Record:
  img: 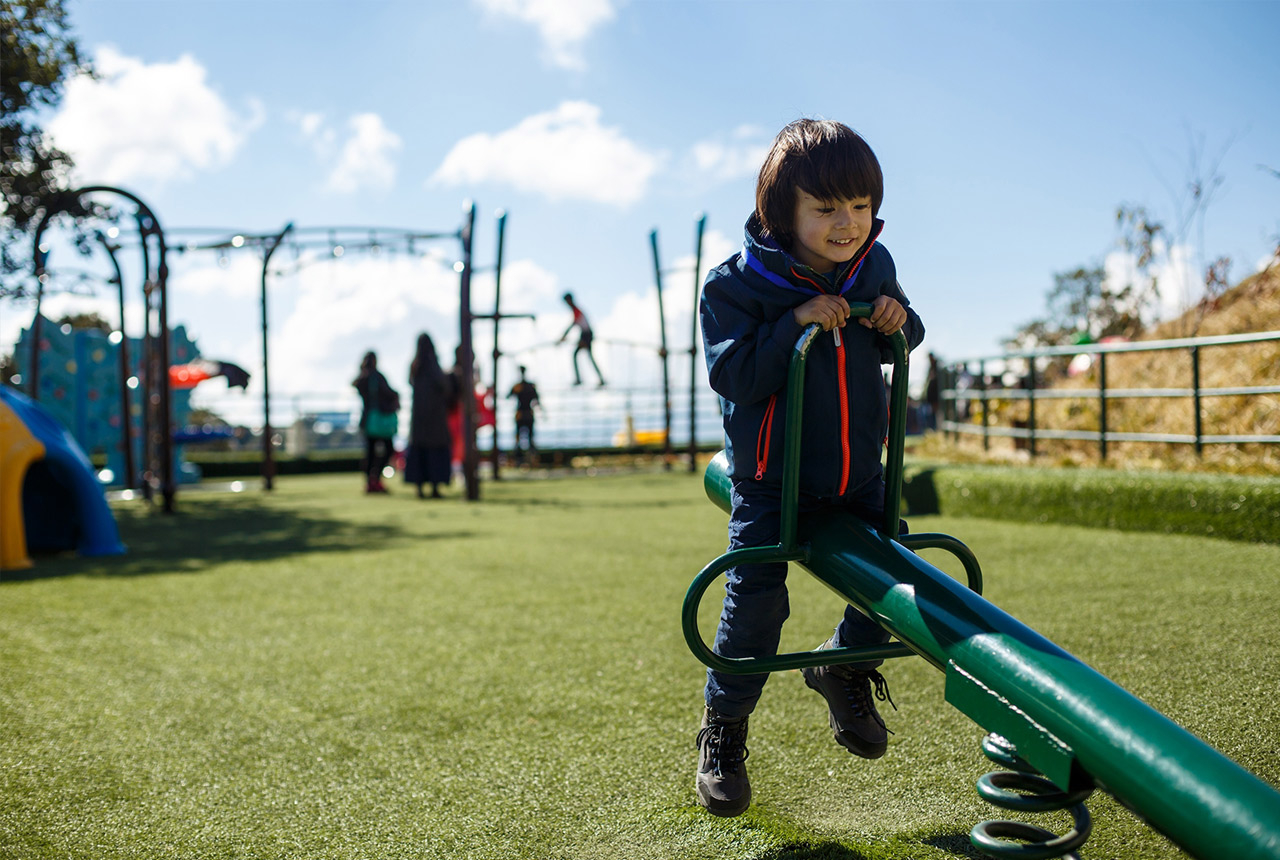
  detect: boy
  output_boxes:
[507,365,540,464]
[696,119,924,817]
[557,292,606,387]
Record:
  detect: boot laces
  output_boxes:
[697,717,749,777]
[838,667,897,731]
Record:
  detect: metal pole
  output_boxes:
[28,227,50,400]
[978,359,989,452]
[1098,351,1108,461]
[942,364,953,441]
[259,222,294,491]
[689,214,705,473]
[143,209,175,513]
[1191,346,1204,458]
[949,364,960,442]
[458,202,480,501]
[489,210,507,480]
[649,229,672,469]
[1027,359,1037,459]
[97,232,137,490]
[138,228,154,504]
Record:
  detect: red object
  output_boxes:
[169,363,213,389]
[448,387,496,465]
[477,386,496,429]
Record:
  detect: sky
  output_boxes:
[3,0,1278,427]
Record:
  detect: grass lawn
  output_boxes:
[3,470,1278,859]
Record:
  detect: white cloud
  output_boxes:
[325,113,403,194]
[1103,240,1198,325]
[295,112,326,140]
[286,110,402,194]
[46,45,258,187]
[473,0,616,70]
[268,254,460,394]
[288,110,333,156]
[170,251,264,301]
[430,101,662,206]
[690,125,771,182]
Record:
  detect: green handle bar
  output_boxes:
[684,306,981,675]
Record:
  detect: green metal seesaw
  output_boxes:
[683,306,1280,860]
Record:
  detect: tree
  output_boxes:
[1114,133,1233,336]
[1009,132,1242,351]
[55,310,111,332]
[1003,263,1145,382]
[1,0,90,296]
[1262,164,1280,267]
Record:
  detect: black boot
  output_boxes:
[695,708,751,817]
[802,637,896,759]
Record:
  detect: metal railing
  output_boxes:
[939,330,1280,459]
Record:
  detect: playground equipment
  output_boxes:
[683,309,1280,860]
[648,214,707,471]
[28,185,177,510]
[166,204,498,498]
[13,316,208,487]
[0,385,125,571]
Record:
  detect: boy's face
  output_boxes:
[790,190,874,273]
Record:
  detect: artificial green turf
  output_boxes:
[2,471,1278,859]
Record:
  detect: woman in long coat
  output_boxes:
[404,332,454,498]
[353,350,396,494]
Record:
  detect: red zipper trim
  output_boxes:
[836,338,851,495]
[831,227,882,493]
[839,224,883,292]
[755,393,777,480]
[789,267,828,293]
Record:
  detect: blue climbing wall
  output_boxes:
[13,315,199,485]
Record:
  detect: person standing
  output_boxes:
[404,333,454,498]
[353,351,398,494]
[507,364,541,465]
[923,351,941,430]
[557,292,606,387]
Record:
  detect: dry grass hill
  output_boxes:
[923,264,1280,476]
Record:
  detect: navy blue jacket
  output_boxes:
[700,215,924,498]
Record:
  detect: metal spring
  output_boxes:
[970,733,1095,860]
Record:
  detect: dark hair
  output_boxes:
[411,332,440,379]
[755,119,883,247]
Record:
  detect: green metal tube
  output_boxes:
[699,449,1280,860]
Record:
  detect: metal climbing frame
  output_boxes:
[682,307,1280,859]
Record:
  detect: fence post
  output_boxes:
[942,364,954,441]
[950,364,960,442]
[979,359,989,452]
[1027,359,1037,459]
[1192,346,1204,458]
[1098,351,1108,461]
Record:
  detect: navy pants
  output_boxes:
[704,477,904,718]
